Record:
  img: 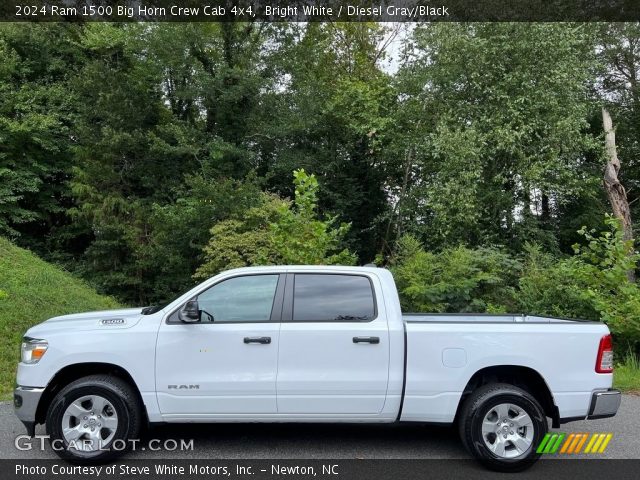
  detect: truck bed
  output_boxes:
[399,312,610,423]
[403,313,593,324]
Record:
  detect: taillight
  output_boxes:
[595,334,614,373]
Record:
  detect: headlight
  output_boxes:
[21,337,48,364]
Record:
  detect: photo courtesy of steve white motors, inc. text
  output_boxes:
[15,463,338,476]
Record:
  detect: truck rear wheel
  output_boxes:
[457,383,547,472]
[46,375,141,463]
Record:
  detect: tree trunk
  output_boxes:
[541,193,550,223]
[602,106,635,281]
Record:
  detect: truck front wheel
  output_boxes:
[46,375,142,463]
[458,383,547,472]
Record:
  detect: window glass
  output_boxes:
[197,275,279,323]
[293,274,375,321]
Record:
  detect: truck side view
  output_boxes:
[14,266,621,471]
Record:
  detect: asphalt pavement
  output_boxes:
[1,395,638,460]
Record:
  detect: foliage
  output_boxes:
[1,22,639,347]
[0,237,120,397]
[144,175,263,302]
[0,25,84,242]
[569,218,640,341]
[71,172,263,305]
[597,23,640,236]
[517,218,640,342]
[195,169,356,279]
[391,217,640,346]
[515,245,598,320]
[614,347,640,393]
[193,193,288,278]
[255,23,394,261]
[65,23,273,304]
[390,236,520,313]
[388,23,601,252]
[269,169,356,266]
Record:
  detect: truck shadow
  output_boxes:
[141,422,468,459]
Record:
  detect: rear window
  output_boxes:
[292,274,375,321]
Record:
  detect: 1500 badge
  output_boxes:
[100,318,125,325]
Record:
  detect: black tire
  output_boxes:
[46,375,142,463]
[457,383,547,472]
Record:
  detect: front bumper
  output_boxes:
[587,388,621,420]
[14,386,45,436]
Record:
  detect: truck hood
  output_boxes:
[25,308,145,337]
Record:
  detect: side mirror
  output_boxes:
[178,300,200,323]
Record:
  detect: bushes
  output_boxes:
[518,218,640,343]
[191,168,640,347]
[390,217,640,346]
[193,193,289,278]
[390,236,520,313]
[195,170,356,279]
[569,219,640,343]
[516,246,599,321]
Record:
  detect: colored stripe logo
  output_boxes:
[537,433,613,454]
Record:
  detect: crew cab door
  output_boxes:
[155,274,284,417]
[276,273,390,415]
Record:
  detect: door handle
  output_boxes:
[353,336,380,344]
[244,336,271,344]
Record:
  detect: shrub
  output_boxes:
[195,169,356,279]
[569,217,640,342]
[391,217,640,346]
[516,245,599,320]
[515,217,640,343]
[390,236,520,313]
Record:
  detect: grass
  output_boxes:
[0,237,121,398]
[614,347,640,394]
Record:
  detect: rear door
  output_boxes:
[276,272,390,415]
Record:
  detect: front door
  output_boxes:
[276,273,390,415]
[155,274,284,417]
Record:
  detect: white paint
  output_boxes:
[17,265,614,426]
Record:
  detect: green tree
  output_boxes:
[570,218,640,342]
[387,23,601,253]
[270,169,356,265]
[254,23,395,262]
[195,169,356,279]
[67,23,278,304]
[69,24,180,303]
[0,24,84,248]
[146,174,263,302]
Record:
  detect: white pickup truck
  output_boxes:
[15,266,620,471]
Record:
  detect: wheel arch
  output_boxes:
[455,365,559,427]
[35,362,147,426]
